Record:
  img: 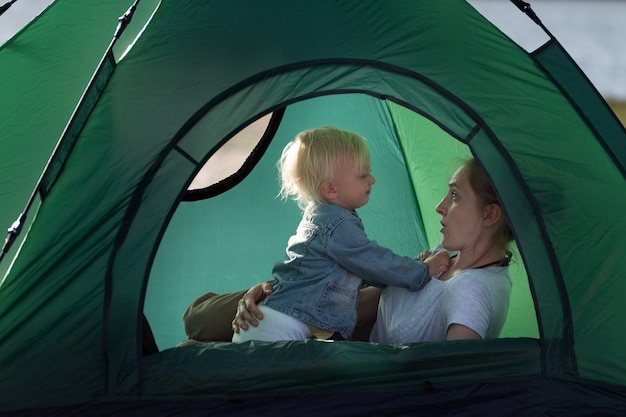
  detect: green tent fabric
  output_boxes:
[1,0,625,415]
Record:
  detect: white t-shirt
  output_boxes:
[370,266,512,344]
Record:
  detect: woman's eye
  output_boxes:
[451,191,458,200]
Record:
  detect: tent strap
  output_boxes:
[0,0,141,265]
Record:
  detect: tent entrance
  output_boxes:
[144,94,537,350]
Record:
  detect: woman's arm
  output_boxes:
[356,286,383,325]
[231,282,384,340]
[446,323,481,341]
[349,286,383,341]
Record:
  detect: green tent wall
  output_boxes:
[1,0,625,415]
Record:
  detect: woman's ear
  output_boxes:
[320,180,337,201]
[482,204,502,227]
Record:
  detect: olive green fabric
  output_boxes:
[0,0,625,413]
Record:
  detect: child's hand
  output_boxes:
[424,251,450,278]
[417,250,431,261]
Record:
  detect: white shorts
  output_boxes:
[231,305,313,343]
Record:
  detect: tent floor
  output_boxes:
[3,377,626,416]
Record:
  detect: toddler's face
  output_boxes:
[330,157,375,211]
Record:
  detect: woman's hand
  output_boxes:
[232,281,273,333]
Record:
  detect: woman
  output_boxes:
[368,158,513,343]
[182,158,513,344]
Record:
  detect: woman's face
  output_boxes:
[435,166,484,252]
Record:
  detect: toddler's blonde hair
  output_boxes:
[277,126,370,210]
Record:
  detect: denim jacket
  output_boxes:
[264,202,429,339]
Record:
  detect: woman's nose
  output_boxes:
[435,198,446,215]
[370,174,376,185]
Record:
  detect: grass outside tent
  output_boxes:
[607,99,626,127]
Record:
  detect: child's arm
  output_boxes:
[417,250,431,261]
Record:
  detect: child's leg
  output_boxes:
[232,305,313,343]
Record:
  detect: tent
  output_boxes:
[1,0,625,415]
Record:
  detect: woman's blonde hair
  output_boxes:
[277,126,370,210]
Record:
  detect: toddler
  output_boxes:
[232,126,449,342]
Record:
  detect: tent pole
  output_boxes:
[0,0,17,17]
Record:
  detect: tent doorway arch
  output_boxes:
[144,93,538,350]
